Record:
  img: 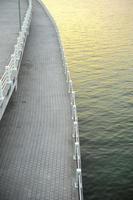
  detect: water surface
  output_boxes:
[43,0,133,199]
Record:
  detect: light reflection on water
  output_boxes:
[43,0,133,199]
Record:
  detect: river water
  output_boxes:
[43,0,133,199]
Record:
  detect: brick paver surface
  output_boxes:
[0,0,78,199]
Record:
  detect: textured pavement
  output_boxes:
[0,0,27,76]
[0,0,78,199]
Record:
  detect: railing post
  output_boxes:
[15,45,19,61]
[71,90,75,105]
[73,120,78,138]
[75,168,81,188]
[64,62,67,74]
[5,66,12,85]
[11,54,18,91]
[73,141,79,160]
[19,32,24,48]
[18,0,21,31]
[72,104,76,120]
[68,80,72,93]
[15,77,18,92]
[0,80,4,101]
[17,36,22,52]
[11,54,16,70]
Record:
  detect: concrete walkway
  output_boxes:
[0,0,78,199]
[0,0,27,76]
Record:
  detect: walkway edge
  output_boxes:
[37,1,84,199]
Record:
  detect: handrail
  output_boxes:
[0,0,32,120]
[38,1,84,199]
[67,70,84,200]
[0,0,84,198]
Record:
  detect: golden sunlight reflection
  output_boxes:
[43,0,133,75]
[42,0,133,199]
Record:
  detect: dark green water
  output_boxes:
[44,0,133,199]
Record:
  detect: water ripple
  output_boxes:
[44,0,133,199]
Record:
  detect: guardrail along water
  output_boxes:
[0,0,32,120]
[39,2,84,199]
[0,1,83,199]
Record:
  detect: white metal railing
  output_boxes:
[0,0,83,197]
[67,70,84,200]
[48,7,84,200]
[55,17,84,200]
[0,0,32,120]
[38,1,84,199]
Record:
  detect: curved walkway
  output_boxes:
[0,0,78,199]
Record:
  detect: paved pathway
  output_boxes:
[0,0,78,199]
[0,0,27,76]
